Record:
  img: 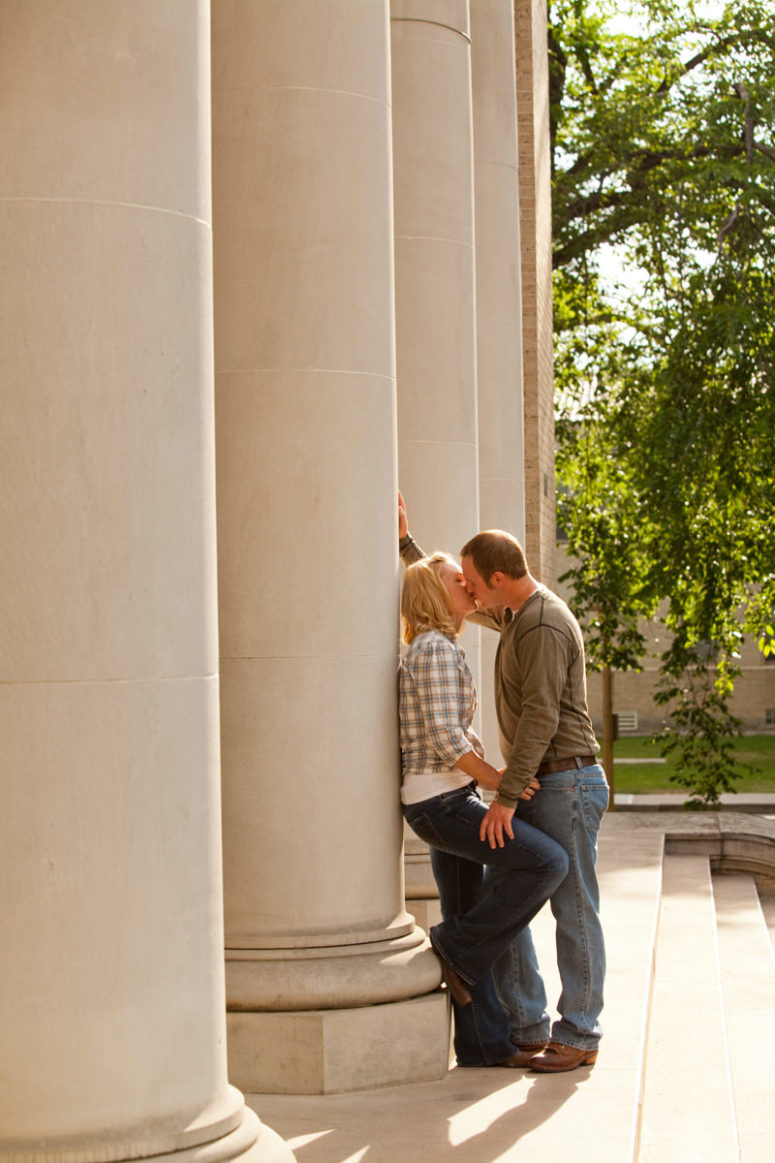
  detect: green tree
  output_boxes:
[550,0,775,806]
[550,0,775,268]
[556,404,655,800]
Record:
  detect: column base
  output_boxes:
[226,925,441,1011]
[406,897,442,931]
[228,993,450,1094]
[236,1110,297,1163]
[2,1105,294,1163]
[136,1108,295,1163]
[404,824,441,931]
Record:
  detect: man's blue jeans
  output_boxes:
[491,765,608,1051]
[403,784,569,1065]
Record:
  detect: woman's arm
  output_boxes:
[398,495,508,631]
[453,748,502,790]
[406,636,502,788]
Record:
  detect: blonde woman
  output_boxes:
[400,554,569,1068]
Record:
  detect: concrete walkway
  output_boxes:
[247,811,775,1162]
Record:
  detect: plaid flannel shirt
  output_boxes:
[399,630,484,774]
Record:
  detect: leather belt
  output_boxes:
[536,754,597,776]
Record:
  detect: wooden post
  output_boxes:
[602,664,615,810]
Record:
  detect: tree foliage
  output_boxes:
[550,0,775,267]
[550,0,775,806]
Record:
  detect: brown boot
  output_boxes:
[429,935,472,1006]
[529,1042,598,1072]
[497,1042,549,1068]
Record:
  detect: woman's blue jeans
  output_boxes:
[403,784,569,1066]
[490,765,608,1051]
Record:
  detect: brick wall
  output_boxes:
[556,545,775,735]
[515,0,556,584]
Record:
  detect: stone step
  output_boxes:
[756,883,775,954]
[712,873,775,1163]
[246,827,775,1162]
[637,855,738,1163]
[518,818,664,1162]
[248,815,666,1161]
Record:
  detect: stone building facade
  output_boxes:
[1,3,554,1160]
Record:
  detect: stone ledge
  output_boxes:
[227,928,441,1011]
[607,810,775,878]
[228,993,450,1095]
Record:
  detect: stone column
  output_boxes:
[471,0,526,760]
[472,0,526,538]
[0,3,288,1160]
[516,0,557,584]
[212,0,447,1096]
[391,0,480,922]
[391,0,480,556]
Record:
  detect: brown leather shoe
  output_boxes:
[529,1042,598,1072]
[498,1042,549,1068]
[429,935,472,1006]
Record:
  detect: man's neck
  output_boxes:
[500,573,539,612]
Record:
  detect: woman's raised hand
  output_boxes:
[398,490,408,540]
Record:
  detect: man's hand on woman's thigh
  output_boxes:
[479,801,516,849]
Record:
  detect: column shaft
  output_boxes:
[213,0,445,1095]
[392,0,480,556]
[391,0,481,922]
[472,0,526,537]
[0,3,287,1159]
[471,0,526,760]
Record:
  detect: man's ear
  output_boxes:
[489,571,506,589]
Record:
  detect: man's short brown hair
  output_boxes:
[460,530,528,583]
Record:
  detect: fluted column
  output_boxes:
[471,0,526,760]
[0,3,288,1160]
[212,0,447,1096]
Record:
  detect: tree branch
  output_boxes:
[556,143,742,225]
[656,29,775,95]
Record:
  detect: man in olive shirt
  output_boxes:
[400,504,608,1072]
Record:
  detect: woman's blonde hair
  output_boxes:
[401,553,459,644]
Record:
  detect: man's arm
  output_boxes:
[478,774,543,847]
[495,625,569,808]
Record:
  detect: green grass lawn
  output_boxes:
[611,734,775,794]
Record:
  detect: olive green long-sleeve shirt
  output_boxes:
[400,535,599,807]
